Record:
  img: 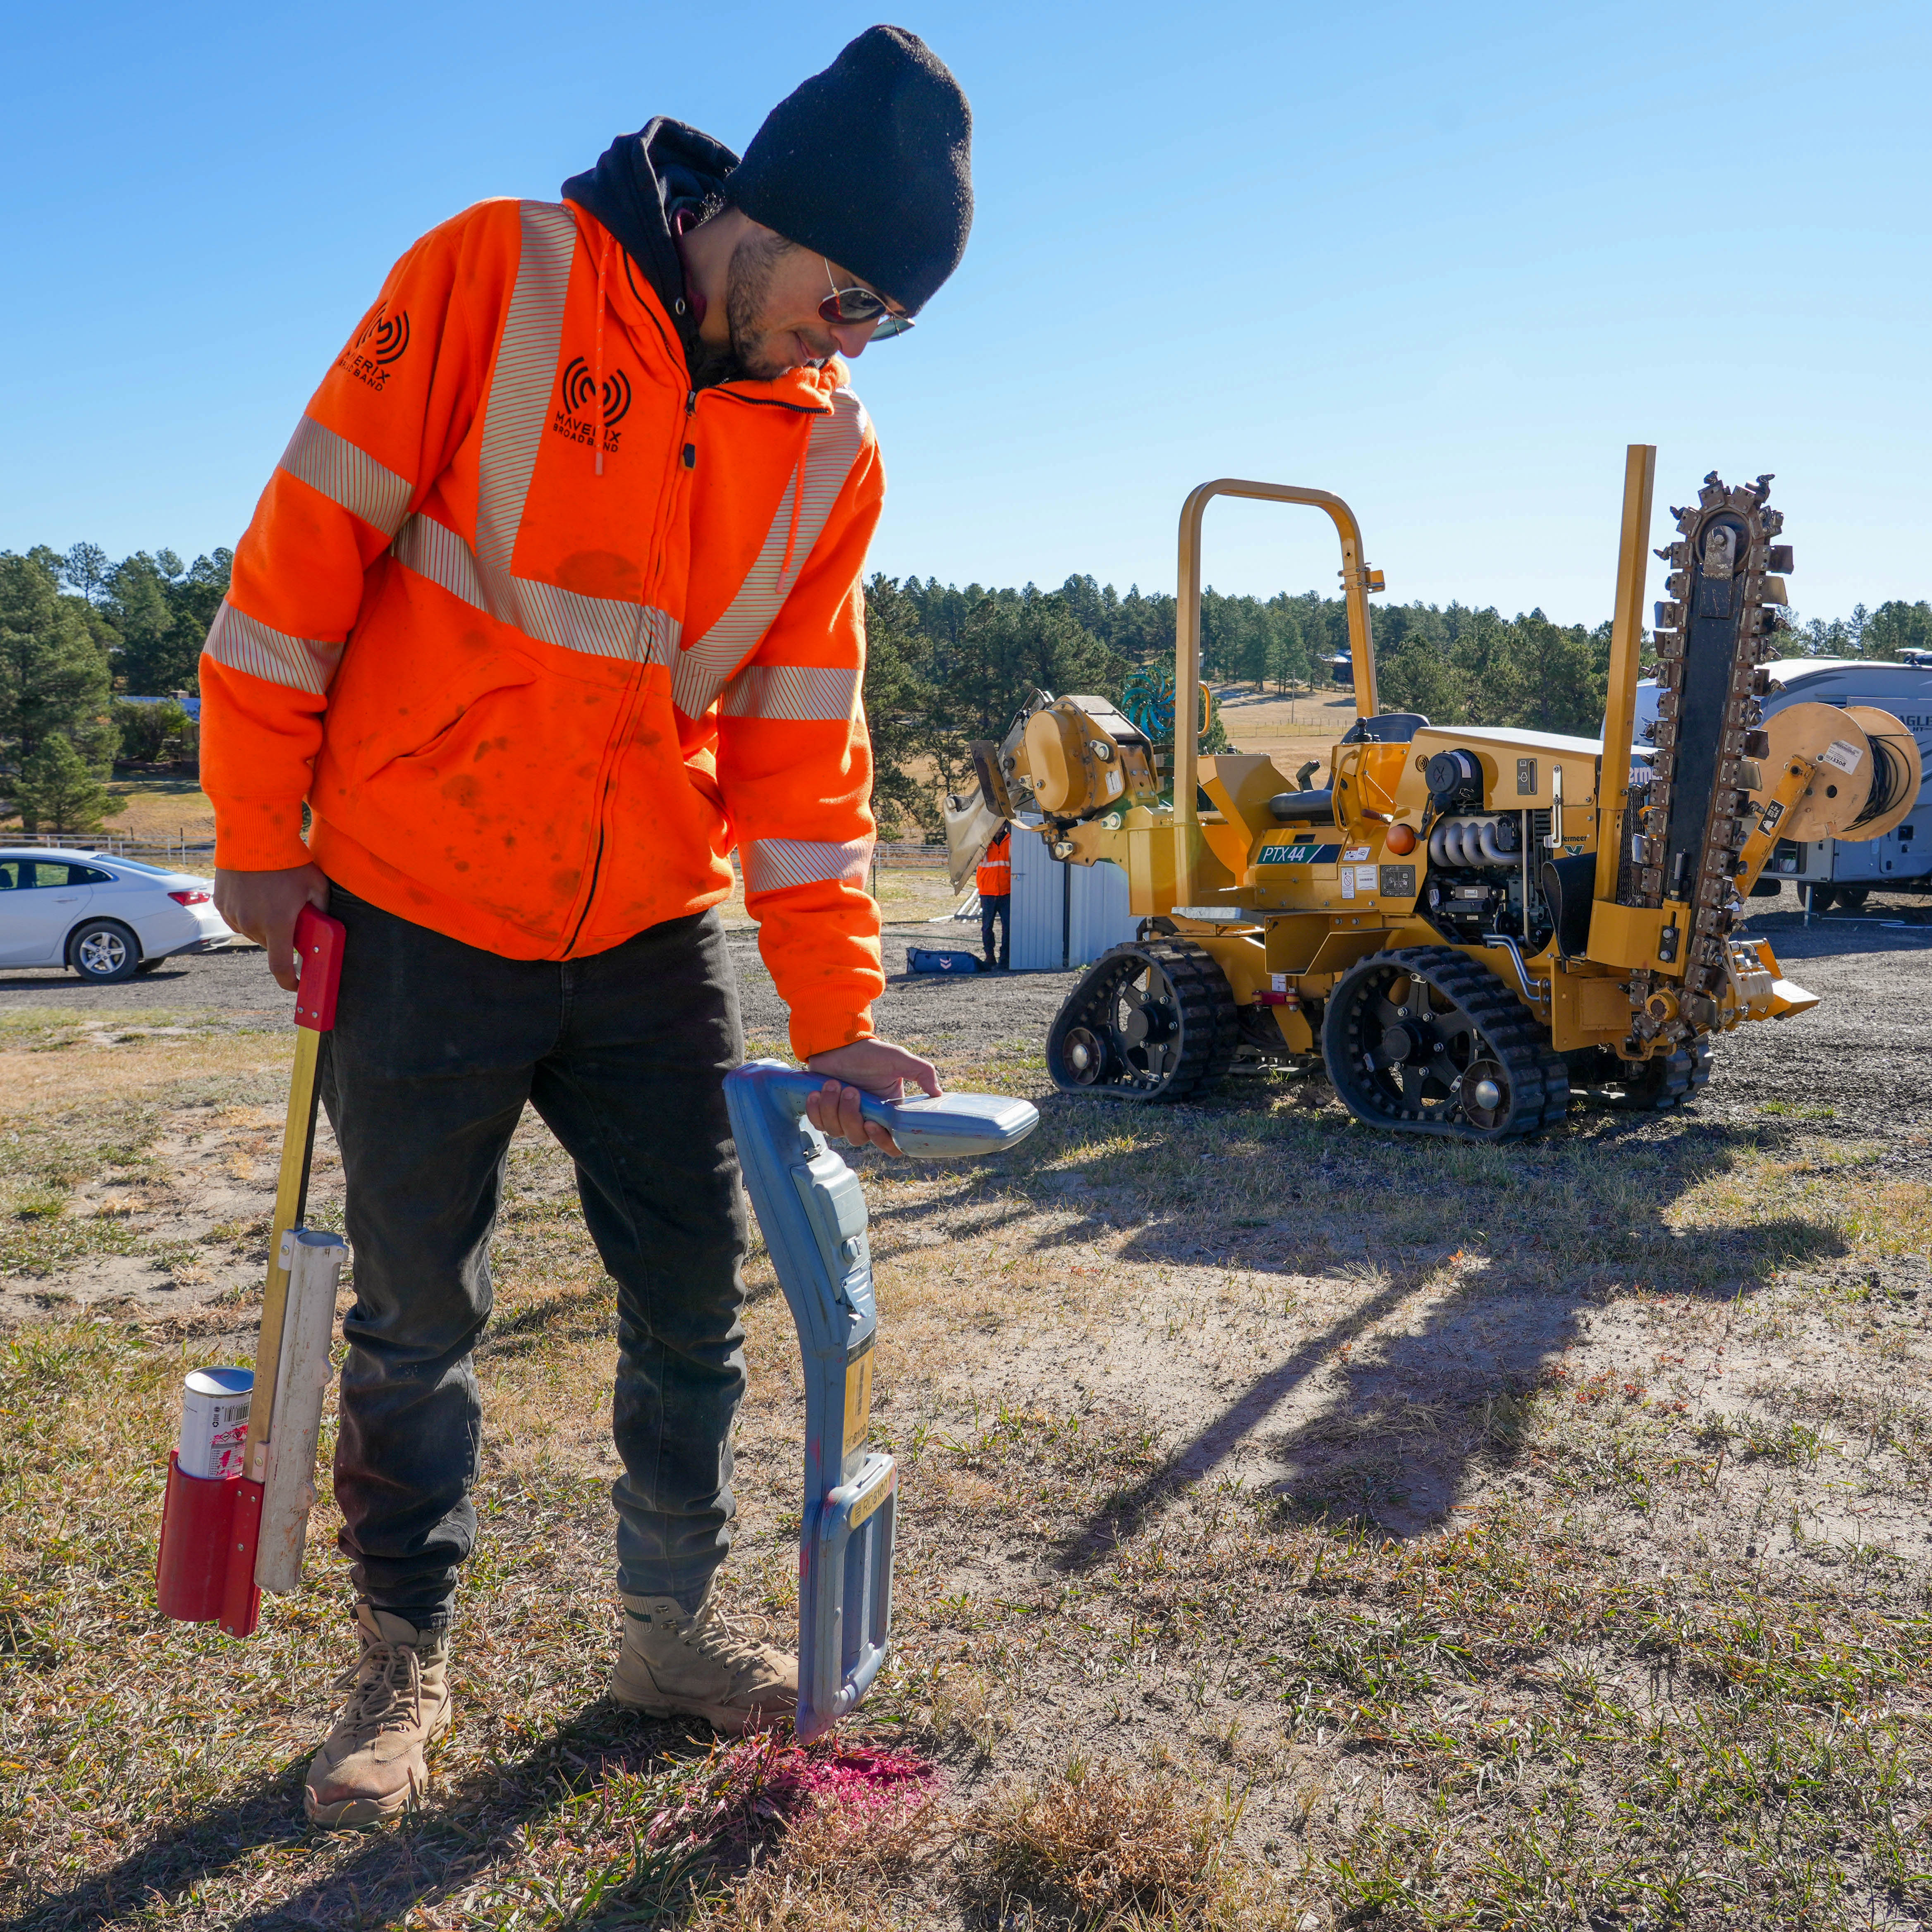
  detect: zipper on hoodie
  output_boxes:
[564,824,607,958]
[569,387,697,955]
[566,383,828,953]
[653,392,696,584]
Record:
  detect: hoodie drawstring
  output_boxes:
[593,232,611,477]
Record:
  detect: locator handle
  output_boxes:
[735,1060,1039,1157]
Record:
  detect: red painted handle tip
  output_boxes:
[292,906,347,1033]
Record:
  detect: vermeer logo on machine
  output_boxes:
[337,303,411,390]
[552,358,631,455]
[1256,843,1341,865]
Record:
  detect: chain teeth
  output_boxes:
[1620,470,1796,1032]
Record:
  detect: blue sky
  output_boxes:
[2,0,1924,627]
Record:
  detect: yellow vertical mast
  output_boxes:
[1595,444,1658,903]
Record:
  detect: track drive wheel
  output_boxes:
[1321,946,1570,1141]
[1565,1039,1713,1112]
[1047,939,1239,1101]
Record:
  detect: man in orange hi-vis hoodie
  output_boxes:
[203,28,973,1824]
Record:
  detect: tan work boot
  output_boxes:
[303,1604,452,1826]
[612,1587,798,1734]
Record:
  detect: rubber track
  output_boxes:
[1565,1038,1713,1112]
[1624,1038,1713,1111]
[1047,939,1240,1102]
[1325,945,1571,1141]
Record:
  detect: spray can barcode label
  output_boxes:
[177,1366,253,1479]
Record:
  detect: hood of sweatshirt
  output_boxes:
[562,117,739,377]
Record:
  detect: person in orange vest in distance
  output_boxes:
[201,28,973,1826]
[978,823,1011,971]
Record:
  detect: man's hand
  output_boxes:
[214,864,331,992]
[803,1038,942,1156]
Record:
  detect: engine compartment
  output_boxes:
[1421,809,1557,949]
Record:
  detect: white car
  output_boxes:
[0,847,239,982]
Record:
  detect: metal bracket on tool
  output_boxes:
[724,1062,1038,1742]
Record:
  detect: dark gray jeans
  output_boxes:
[320,887,748,1628]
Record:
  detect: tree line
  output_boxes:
[3,535,1927,839]
[858,575,1932,835]
[0,544,230,832]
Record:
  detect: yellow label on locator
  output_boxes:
[842,1342,875,1459]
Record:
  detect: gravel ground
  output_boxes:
[5,898,1927,1143]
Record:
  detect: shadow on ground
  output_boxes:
[2,1701,693,1932]
[1030,1094,1851,1569]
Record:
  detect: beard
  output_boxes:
[719,230,833,382]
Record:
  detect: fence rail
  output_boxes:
[7,831,217,868]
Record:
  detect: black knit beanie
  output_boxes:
[728,26,972,316]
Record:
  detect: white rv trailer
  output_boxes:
[1630,658,1932,906]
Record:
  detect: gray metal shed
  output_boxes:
[1009,818,1140,971]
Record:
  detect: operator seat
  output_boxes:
[1339,713,1429,744]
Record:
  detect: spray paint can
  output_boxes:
[156,1366,254,1621]
[177,1367,253,1478]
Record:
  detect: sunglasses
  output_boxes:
[819,258,913,339]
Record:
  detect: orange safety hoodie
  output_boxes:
[201,197,884,1058]
[976,827,1011,895]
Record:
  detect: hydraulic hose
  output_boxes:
[1851,736,1908,831]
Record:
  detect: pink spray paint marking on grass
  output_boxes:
[774,1743,937,1813]
[675,1732,939,1849]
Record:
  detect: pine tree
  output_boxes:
[861,576,944,838]
[0,550,118,772]
[14,732,122,835]
[106,553,192,693]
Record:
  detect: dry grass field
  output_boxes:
[1211,686,1360,766]
[94,778,218,847]
[2,908,1930,1930]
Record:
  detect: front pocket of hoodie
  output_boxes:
[361,659,624,920]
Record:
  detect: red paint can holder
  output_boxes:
[154,905,345,1638]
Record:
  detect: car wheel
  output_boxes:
[69,920,141,983]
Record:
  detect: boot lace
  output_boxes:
[332,1639,427,1738]
[681,1599,784,1677]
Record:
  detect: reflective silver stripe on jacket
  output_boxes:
[741,835,873,894]
[476,201,573,618]
[390,202,679,667]
[672,389,870,720]
[719,663,862,722]
[203,600,342,696]
[278,416,412,536]
[391,512,488,608]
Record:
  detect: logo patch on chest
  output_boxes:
[552,358,631,454]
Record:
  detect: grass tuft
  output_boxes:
[960,1760,1236,1928]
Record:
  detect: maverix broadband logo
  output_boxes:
[552,358,631,454]
[337,303,411,392]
